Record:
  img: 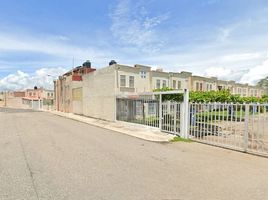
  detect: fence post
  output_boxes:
[181,89,189,138]
[244,104,249,152]
[173,103,177,134]
[159,94,162,129]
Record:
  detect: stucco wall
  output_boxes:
[82,66,116,121]
[72,81,83,115]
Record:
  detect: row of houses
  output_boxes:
[0,87,54,109]
[54,60,265,121]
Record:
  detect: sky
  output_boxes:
[1,0,268,90]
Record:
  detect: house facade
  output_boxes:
[54,60,96,114]
[22,87,54,110]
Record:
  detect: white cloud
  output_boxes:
[0,67,67,91]
[203,67,249,82]
[0,32,110,63]
[202,59,268,85]
[220,53,262,62]
[240,59,268,84]
[204,67,232,78]
[110,0,169,53]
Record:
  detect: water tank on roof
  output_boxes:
[82,60,91,68]
[109,60,117,66]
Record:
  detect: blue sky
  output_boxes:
[1,0,268,90]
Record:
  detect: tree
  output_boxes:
[257,76,268,94]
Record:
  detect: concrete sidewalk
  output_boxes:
[47,110,175,142]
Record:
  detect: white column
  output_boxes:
[159,94,162,129]
[181,89,190,138]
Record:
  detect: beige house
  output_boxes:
[54,61,96,114]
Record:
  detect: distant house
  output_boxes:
[22,87,54,110]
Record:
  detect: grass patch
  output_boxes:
[171,136,192,143]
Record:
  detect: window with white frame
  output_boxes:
[196,82,199,91]
[136,101,142,115]
[148,102,156,115]
[162,80,167,88]
[140,71,146,78]
[120,75,126,87]
[156,79,161,89]
[173,80,176,89]
[200,83,203,91]
[129,76,134,88]
[178,81,181,89]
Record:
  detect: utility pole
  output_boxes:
[4,91,7,107]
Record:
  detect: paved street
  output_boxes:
[1,108,268,200]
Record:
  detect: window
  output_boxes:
[29,92,32,96]
[140,71,146,78]
[173,80,176,89]
[120,75,126,87]
[148,103,156,115]
[177,81,181,89]
[129,76,134,88]
[48,93,50,97]
[156,79,161,89]
[136,102,142,115]
[210,84,212,90]
[51,93,53,97]
[196,82,199,91]
[162,80,167,88]
[200,83,203,91]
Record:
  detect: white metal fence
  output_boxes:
[116,90,189,137]
[189,103,268,156]
[116,91,268,156]
[116,95,160,128]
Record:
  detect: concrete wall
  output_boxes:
[72,82,83,115]
[83,66,116,121]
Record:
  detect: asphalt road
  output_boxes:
[1,107,268,200]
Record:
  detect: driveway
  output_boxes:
[0,107,268,200]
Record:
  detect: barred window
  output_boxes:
[173,80,176,89]
[120,75,126,87]
[156,79,161,89]
[148,103,156,115]
[178,81,181,89]
[162,80,167,88]
[129,76,134,88]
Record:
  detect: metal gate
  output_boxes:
[160,102,181,135]
[189,102,268,157]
